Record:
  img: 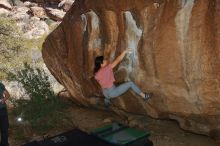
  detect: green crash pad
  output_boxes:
[92,122,152,146]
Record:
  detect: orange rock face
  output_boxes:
[42,0,220,140]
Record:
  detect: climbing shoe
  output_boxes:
[144,92,152,101]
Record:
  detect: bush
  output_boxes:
[8,63,69,132]
[0,16,55,80]
[8,63,54,101]
[0,17,27,80]
[0,17,24,59]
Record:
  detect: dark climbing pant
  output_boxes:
[0,108,9,146]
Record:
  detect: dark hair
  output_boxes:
[94,56,104,74]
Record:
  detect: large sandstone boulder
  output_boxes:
[23,1,38,7]
[58,0,74,12]
[8,6,49,39]
[22,17,49,39]
[30,6,46,18]
[42,0,220,141]
[45,7,65,21]
[0,0,12,10]
[9,6,30,21]
[0,0,11,16]
[22,0,62,5]
[0,8,10,16]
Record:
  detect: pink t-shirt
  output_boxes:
[95,64,115,89]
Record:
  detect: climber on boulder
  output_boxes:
[94,49,152,106]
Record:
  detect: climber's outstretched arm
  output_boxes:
[110,49,132,69]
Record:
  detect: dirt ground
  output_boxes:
[10,104,220,146]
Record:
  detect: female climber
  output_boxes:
[94,49,152,105]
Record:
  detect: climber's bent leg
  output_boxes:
[107,81,142,98]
